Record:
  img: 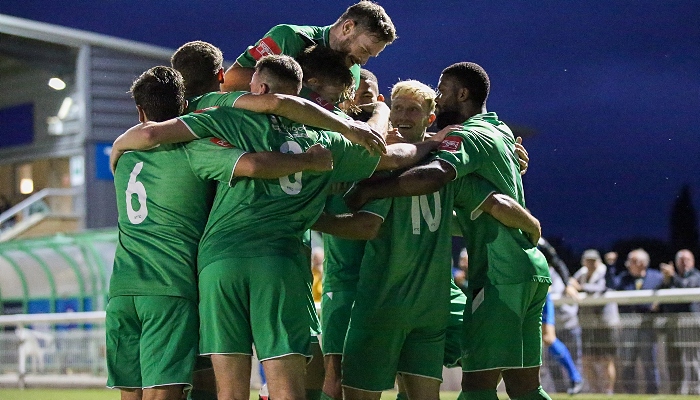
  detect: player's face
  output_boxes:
[435,74,463,129]
[354,78,380,105]
[390,94,433,143]
[307,79,350,105]
[336,30,387,66]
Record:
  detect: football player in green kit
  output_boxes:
[346,62,552,400]
[111,55,445,400]
[296,45,390,136]
[107,66,334,400]
[313,80,540,400]
[222,0,396,93]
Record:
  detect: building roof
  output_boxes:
[0,13,173,58]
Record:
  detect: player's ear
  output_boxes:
[136,105,147,123]
[457,87,469,102]
[217,68,225,84]
[428,113,436,125]
[261,83,270,94]
[377,94,385,102]
[341,19,356,36]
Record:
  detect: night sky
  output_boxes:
[1,0,698,253]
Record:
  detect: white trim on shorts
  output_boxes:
[341,384,383,393]
[258,351,309,362]
[396,370,443,382]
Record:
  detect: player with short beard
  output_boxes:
[345,63,552,400]
[222,1,396,93]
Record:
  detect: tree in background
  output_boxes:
[670,184,699,254]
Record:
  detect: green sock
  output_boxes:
[396,391,409,400]
[458,389,499,400]
[512,386,552,400]
[320,391,337,400]
[306,389,322,400]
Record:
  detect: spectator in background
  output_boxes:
[660,249,700,394]
[604,251,620,289]
[453,248,468,292]
[538,238,584,394]
[311,247,324,303]
[612,248,664,394]
[569,249,620,395]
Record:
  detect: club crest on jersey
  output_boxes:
[438,136,463,152]
[210,138,234,148]
[249,37,282,60]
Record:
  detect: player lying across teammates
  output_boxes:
[106,2,554,400]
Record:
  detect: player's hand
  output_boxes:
[660,262,675,278]
[429,124,462,143]
[385,128,408,145]
[515,136,529,176]
[344,183,370,211]
[342,120,386,156]
[305,144,333,172]
[527,221,541,246]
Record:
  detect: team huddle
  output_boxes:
[106,2,552,400]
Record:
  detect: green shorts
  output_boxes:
[444,286,466,368]
[105,295,198,389]
[320,290,355,355]
[342,325,445,391]
[198,255,312,361]
[462,281,549,372]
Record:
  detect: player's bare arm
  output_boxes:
[345,158,456,210]
[234,143,332,179]
[363,101,390,136]
[481,193,541,245]
[311,211,383,240]
[110,118,195,173]
[221,62,254,92]
[235,93,386,155]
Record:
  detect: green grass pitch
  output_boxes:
[2,389,700,400]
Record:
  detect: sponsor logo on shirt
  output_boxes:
[248,37,282,60]
[438,136,463,152]
[210,138,234,148]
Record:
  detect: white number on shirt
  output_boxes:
[125,162,148,224]
[279,141,303,195]
[411,192,441,235]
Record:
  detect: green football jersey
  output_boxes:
[186,91,247,113]
[434,113,550,288]
[110,140,245,301]
[351,183,458,329]
[178,106,380,269]
[236,24,361,90]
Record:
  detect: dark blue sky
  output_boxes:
[1,0,698,252]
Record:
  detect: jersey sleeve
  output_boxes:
[178,107,245,142]
[361,197,391,220]
[452,174,497,221]
[183,138,246,185]
[236,24,306,67]
[433,131,483,179]
[325,132,380,183]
